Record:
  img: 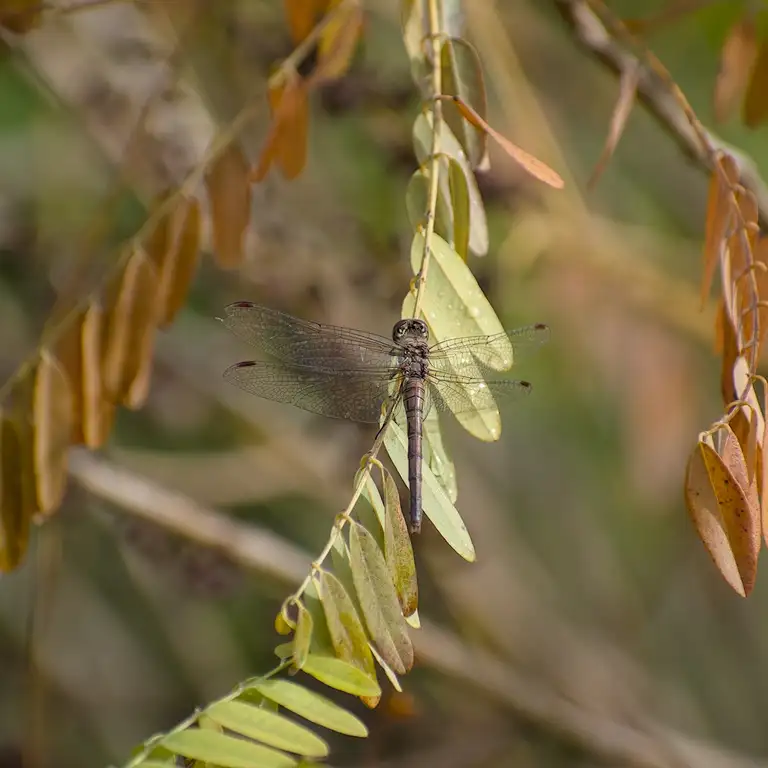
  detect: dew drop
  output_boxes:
[468,306,480,318]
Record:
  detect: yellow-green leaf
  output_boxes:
[381,468,418,617]
[349,521,413,673]
[300,654,381,698]
[315,570,376,681]
[384,420,475,561]
[207,700,328,758]
[413,111,488,256]
[440,37,488,169]
[293,600,312,670]
[161,728,296,768]
[251,678,368,737]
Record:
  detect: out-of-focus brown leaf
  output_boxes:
[0,0,42,33]
[148,196,201,327]
[751,234,768,357]
[685,430,760,596]
[744,37,768,128]
[82,303,112,448]
[446,96,564,189]
[588,62,640,189]
[720,309,740,406]
[313,0,363,84]
[714,17,758,123]
[103,251,159,406]
[0,415,31,571]
[702,152,739,308]
[32,351,73,517]
[284,0,330,44]
[252,76,309,182]
[206,141,252,268]
[56,312,86,446]
[623,0,703,35]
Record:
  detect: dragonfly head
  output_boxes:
[392,318,429,344]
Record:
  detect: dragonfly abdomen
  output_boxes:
[403,376,426,533]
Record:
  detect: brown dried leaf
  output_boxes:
[714,17,758,123]
[252,76,309,182]
[159,198,201,326]
[0,0,42,33]
[750,234,768,357]
[314,1,363,84]
[744,37,768,128]
[448,96,564,188]
[55,312,86,446]
[284,0,330,44]
[720,309,740,407]
[33,351,73,517]
[102,251,159,406]
[0,415,31,572]
[702,152,739,308]
[81,303,112,448]
[588,61,640,190]
[206,141,252,268]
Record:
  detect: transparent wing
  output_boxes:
[223,361,394,423]
[426,370,533,415]
[428,324,550,373]
[222,302,399,371]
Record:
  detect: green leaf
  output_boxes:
[381,468,418,617]
[400,0,429,86]
[405,166,455,252]
[134,762,177,768]
[423,408,458,502]
[301,654,382,698]
[445,154,470,260]
[303,579,335,655]
[384,419,475,561]
[357,467,386,532]
[293,600,312,670]
[274,642,294,660]
[250,679,368,737]
[161,729,296,768]
[407,230,512,441]
[413,111,488,256]
[206,700,329,758]
[315,570,377,683]
[440,37,488,169]
[369,642,403,693]
[348,521,414,674]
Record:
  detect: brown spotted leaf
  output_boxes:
[33,351,73,517]
[206,141,252,268]
[714,17,758,123]
[447,96,564,188]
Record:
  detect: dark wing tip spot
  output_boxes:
[521,380,533,390]
[534,323,548,331]
[228,300,257,310]
[233,360,258,368]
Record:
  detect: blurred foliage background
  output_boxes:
[2,0,768,766]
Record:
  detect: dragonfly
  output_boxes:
[221,302,549,533]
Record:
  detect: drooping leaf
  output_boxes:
[251,679,368,737]
[348,521,414,674]
[292,599,313,670]
[445,154,470,260]
[685,431,759,596]
[0,415,31,571]
[253,76,309,182]
[381,467,418,617]
[384,419,475,561]
[406,231,503,441]
[702,153,739,307]
[413,111,488,256]
[743,36,768,127]
[161,728,296,768]
[423,408,457,502]
[303,579,336,655]
[149,196,202,327]
[588,61,640,189]
[206,700,329,758]
[314,570,376,685]
[357,466,386,532]
[300,654,381,698]
[0,0,42,33]
[440,37,488,170]
[714,16,758,123]
[400,0,429,85]
[32,350,73,516]
[102,250,158,406]
[314,0,363,84]
[447,96,564,188]
[206,140,252,268]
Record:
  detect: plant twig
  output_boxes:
[69,450,767,768]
